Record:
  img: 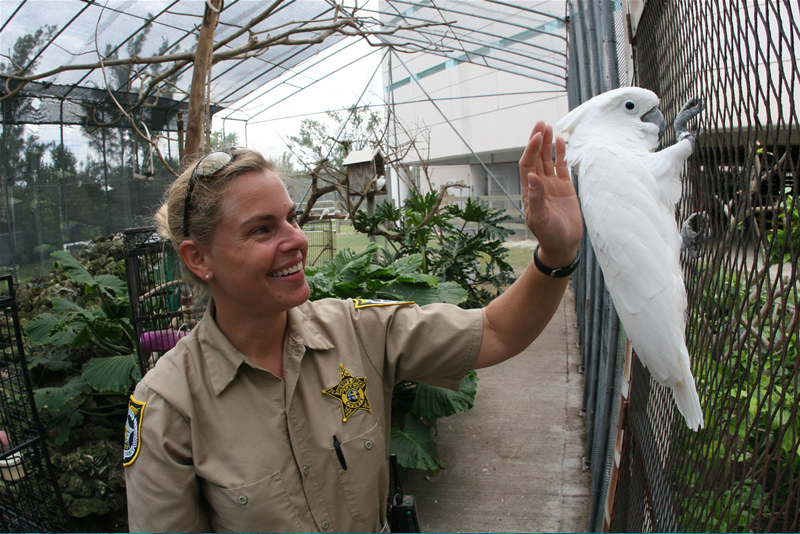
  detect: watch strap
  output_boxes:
[533,245,580,278]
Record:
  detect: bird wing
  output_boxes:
[577,146,690,385]
[641,140,694,210]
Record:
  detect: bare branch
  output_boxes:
[0,11,448,106]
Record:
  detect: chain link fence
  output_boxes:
[568,0,799,531]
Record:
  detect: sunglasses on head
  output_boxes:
[183,147,244,237]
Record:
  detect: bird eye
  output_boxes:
[623,100,637,113]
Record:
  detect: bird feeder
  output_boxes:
[0,452,25,482]
[342,148,386,195]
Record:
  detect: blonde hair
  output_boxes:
[155,148,276,289]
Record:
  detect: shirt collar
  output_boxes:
[196,299,334,396]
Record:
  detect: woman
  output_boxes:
[124,120,582,532]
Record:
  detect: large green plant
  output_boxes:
[306,243,479,472]
[355,193,515,308]
[768,186,800,265]
[684,231,798,531]
[23,250,139,445]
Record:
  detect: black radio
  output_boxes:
[387,454,421,533]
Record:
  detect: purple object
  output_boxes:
[140,330,186,352]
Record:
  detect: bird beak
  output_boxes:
[641,106,665,139]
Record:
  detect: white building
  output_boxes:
[378,1,570,219]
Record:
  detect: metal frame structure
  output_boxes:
[1,1,569,279]
[569,1,800,532]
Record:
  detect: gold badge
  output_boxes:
[323,364,371,422]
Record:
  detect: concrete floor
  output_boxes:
[403,285,592,533]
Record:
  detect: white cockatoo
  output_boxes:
[556,87,705,430]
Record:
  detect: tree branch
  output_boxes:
[0,10,448,107]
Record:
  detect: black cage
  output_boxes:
[124,228,206,376]
[0,275,70,532]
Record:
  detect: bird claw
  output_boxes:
[674,97,705,146]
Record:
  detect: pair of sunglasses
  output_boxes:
[183,147,243,237]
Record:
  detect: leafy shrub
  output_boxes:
[685,220,798,531]
[24,250,138,446]
[16,236,132,531]
[354,193,515,307]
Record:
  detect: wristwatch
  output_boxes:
[533,245,580,278]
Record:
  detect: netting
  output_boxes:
[575,0,800,532]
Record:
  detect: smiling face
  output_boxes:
[199,169,310,319]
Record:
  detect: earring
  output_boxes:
[205,273,211,280]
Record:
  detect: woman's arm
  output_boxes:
[125,386,210,532]
[475,121,583,369]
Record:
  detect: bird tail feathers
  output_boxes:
[673,379,704,431]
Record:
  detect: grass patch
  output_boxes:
[503,243,535,273]
[335,227,371,254]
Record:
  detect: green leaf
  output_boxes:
[437,282,468,305]
[82,354,138,393]
[390,254,425,275]
[91,318,126,344]
[94,274,127,297]
[28,350,74,372]
[381,283,439,305]
[70,325,92,348]
[33,376,91,413]
[413,370,478,418]
[49,407,84,446]
[51,249,96,287]
[51,296,85,314]
[390,412,441,472]
[23,313,60,344]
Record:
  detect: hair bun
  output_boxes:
[154,203,172,240]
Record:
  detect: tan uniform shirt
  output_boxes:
[124,298,482,533]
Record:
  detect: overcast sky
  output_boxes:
[212,36,384,160]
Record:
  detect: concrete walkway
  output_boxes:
[403,284,591,533]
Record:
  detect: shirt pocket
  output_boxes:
[202,470,303,532]
[329,419,387,523]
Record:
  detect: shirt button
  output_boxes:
[321,520,330,530]
[237,495,248,505]
[302,465,309,476]
[364,440,374,450]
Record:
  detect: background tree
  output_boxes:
[0,3,448,163]
[208,130,239,151]
[284,103,515,307]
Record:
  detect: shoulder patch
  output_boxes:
[353,298,414,309]
[123,396,146,467]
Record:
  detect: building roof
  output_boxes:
[343,147,383,166]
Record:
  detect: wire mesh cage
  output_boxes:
[569,0,800,532]
[0,275,70,532]
[304,219,335,267]
[124,228,206,376]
